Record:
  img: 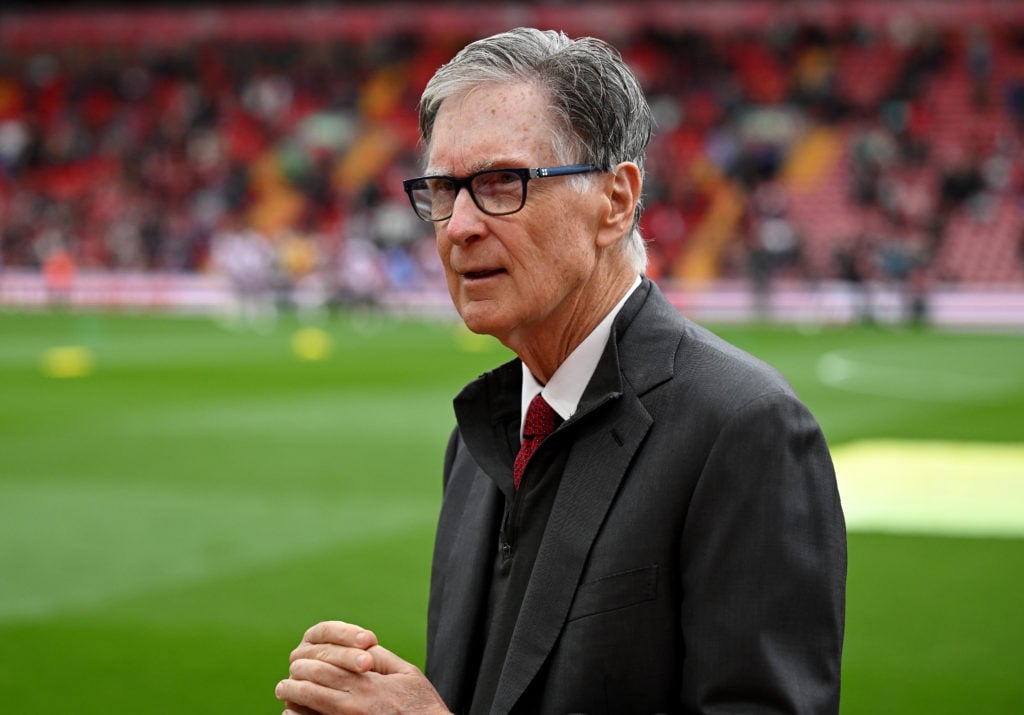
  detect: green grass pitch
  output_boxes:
[1,310,1022,713]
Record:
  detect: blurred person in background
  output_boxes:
[276,27,846,715]
[209,211,277,330]
[41,243,76,307]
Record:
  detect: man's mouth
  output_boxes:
[464,269,506,280]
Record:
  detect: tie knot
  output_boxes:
[523,394,560,439]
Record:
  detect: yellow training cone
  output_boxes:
[291,327,333,362]
[41,346,96,379]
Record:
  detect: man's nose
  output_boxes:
[445,187,485,243]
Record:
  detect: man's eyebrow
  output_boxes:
[424,159,513,176]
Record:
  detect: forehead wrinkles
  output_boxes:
[426,82,558,174]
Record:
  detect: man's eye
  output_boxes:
[476,172,519,190]
[427,178,456,193]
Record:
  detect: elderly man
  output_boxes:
[276,27,846,715]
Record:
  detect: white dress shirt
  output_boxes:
[520,275,641,438]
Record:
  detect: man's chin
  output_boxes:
[457,304,510,342]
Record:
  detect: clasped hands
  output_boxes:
[275,620,450,715]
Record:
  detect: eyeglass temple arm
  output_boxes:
[530,164,601,179]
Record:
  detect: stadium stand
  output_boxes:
[1,1,1023,318]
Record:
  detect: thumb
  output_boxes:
[365,644,419,675]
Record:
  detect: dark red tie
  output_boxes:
[514,394,561,490]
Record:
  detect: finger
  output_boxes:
[301,621,378,650]
[282,703,320,715]
[364,645,419,676]
[276,671,315,712]
[289,657,366,692]
[276,676,348,715]
[290,642,373,673]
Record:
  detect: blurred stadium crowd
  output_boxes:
[1,2,1023,314]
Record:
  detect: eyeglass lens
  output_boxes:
[410,170,526,220]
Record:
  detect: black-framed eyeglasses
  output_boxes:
[402,164,601,222]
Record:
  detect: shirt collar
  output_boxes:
[521,275,641,436]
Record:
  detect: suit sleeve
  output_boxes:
[678,390,847,714]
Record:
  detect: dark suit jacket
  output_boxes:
[426,278,846,714]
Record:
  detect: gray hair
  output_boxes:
[419,27,652,272]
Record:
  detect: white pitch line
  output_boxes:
[816,349,1017,403]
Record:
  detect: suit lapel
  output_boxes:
[490,389,653,713]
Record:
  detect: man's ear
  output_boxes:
[596,162,643,248]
